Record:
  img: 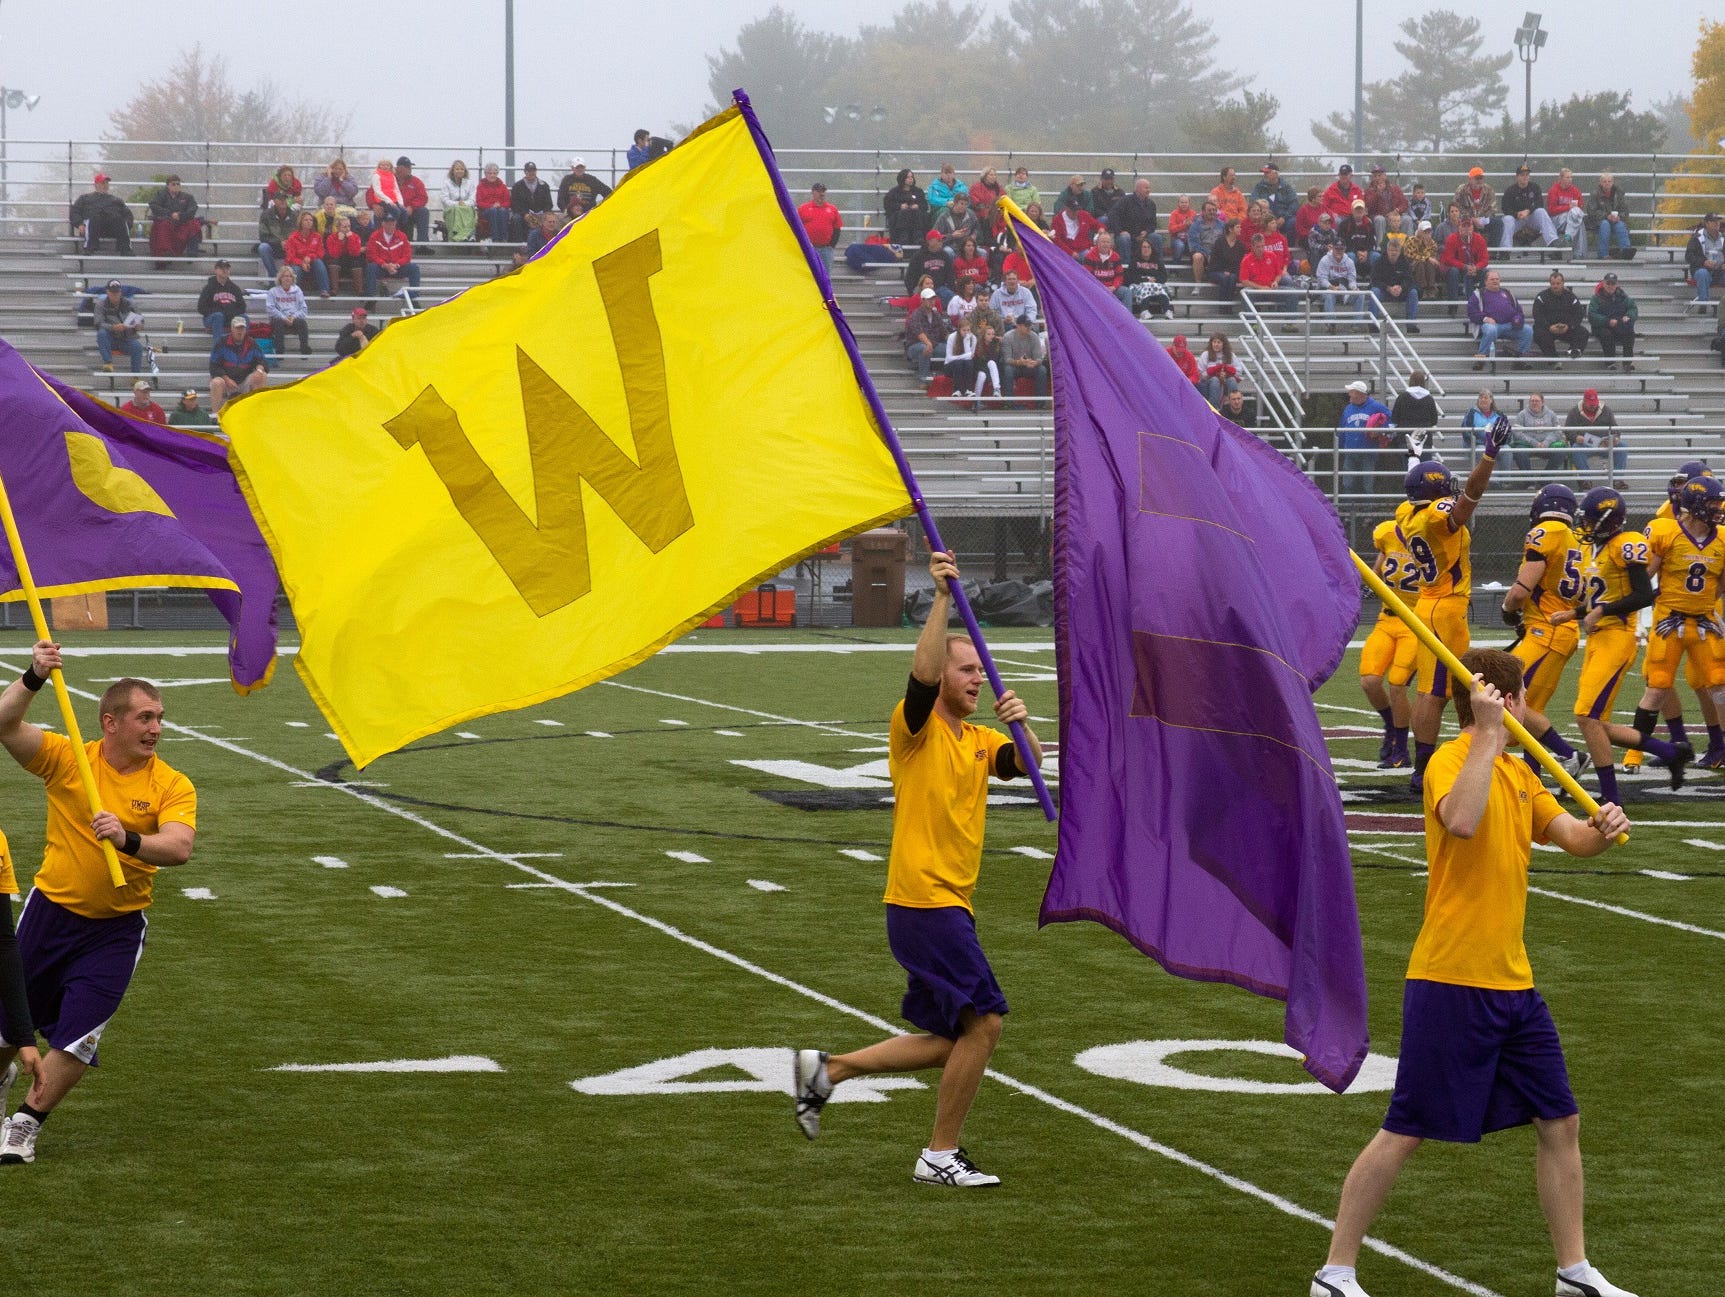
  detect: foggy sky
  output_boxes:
[0,1,1701,160]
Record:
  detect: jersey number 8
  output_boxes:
[1685,561,1709,594]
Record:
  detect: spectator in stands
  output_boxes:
[325,215,365,296]
[1315,241,1361,328]
[1018,201,1048,233]
[1159,194,1194,261]
[197,260,246,336]
[1546,168,1587,251]
[905,230,955,300]
[846,230,901,274]
[1056,174,1088,215]
[311,195,344,236]
[1441,209,1490,300]
[884,168,930,246]
[1187,199,1225,284]
[510,162,553,240]
[1391,371,1439,447]
[1209,167,1246,222]
[283,211,330,297]
[314,159,359,207]
[1454,167,1503,245]
[167,388,207,430]
[1050,199,1100,255]
[1220,386,1259,427]
[93,280,143,373]
[1080,231,1131,308]
[477,164,512,242]
[120,379,167,426]
[1459,390,1500,462]
[1379,208,1409,256]
[628,130,653,171]
[208,316,268,412]
[1362,165,1407,242]
[1295,185,1325,243]
[262,165,302,210]
[969,168,1005,240]
[1406,183,1433,226]
[443,161,477,242]
[1107,178,1161,259]
[265,267,312,356]
[1588,170,1632,260]
[147,175,201,263]
[946,277,981,329]
[934,191,979,250]
[797,182,843,273]
[1004,312,1048,398]
[989,270,1037,326]
[903,288,949,384]
[1468,269,1533,369]
[1196,332,1238,405]
[1685,212,1724,304]
[1000,239,1034,287]
[1166,334,1201,384]
[1337,379,1391,497]
[1306,209,1339,270]
[1532,270,1588,358]
[350,205,378,245]
[927,164,960,214]
[335,307,377,360]
[1322,164,1362,220]
[1513,392,1566,472]
[1369,238,1420,331]
[523,210,560,257]
[942,314,978,394]
[558,158,613,215]
[1241,198,1270,244]
[1124,236,1171,316]
[1087,168,1125,220]
[1251,164,1297,229]
[1404,219,1440,298]
[1240,231,1288,295]
[971,320,1003,404]
[1205,219,1246,300]
[950,236,989,294]
[1565,388,1623,487]
[892,274,938,315]
[390,158,430,242]
[1263,213,1300,277]
[1338,199,1375,275]
[1589,271,1637,368]
[70,173,132,254]
[1005,166,1040,212]
[1501,164,1558,247]
[364,213,422,296]
[257,191,296,279]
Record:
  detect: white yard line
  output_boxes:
[1526,887,1725,941]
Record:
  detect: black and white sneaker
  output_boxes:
[0,1113,38,1165]
[1669,741,1695,791]
[792,1049,832,1140]
[1562,749,1593,779]
[912,1146,1000,1187]
[1310,1272,1373,1297]
[1555,1264,1639,1296]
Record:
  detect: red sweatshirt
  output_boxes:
[476,177,511,208]
[366,229,414,270]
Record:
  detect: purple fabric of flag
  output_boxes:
[0,339,279,691]
[1014,221,1368,1091]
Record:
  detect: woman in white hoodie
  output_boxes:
[443,160,477,242]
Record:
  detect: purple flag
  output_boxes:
[1013,220,1368,1090]
[0,340,279,692]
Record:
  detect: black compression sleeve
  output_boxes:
[1600,564,1655,619]
[996,744,1021,780]
[903,675,939,735]
[0,898,34,1048]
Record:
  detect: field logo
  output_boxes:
[570,1048,924,1102]
[1075,1040,1399,1096]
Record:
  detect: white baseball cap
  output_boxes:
[1345,380,1370,394]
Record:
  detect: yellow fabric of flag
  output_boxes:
[221,107,913,767]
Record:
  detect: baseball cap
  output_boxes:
[1417,219,1432,231]
[1516,164,1531,174]
[1261,163,1278,174]
[523,161,537,170]
[1468,167,1485,178]
[920,287,936,299]
[1602,271,1619,284]
[1013,312,1031,325]
[1352,198,1366,210]
[571,157,586,168]
[231,314,249,326]
[93,172,109,184]
[214,259,231,268]
[105,278,122,290]
[1100,167,1115,179]
[811,181,826,192]
[132,379,151,392]
[1345,380,1369,393]
[1582,388,1600,403]
[381,211,398,221]
[1707,212,1722,221]
[396,155,413,168]
[351,307,368,319]
[1370,164,1386,174]
[1337,164,1353,175]
[181,388,198,399]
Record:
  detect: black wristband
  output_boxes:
[121,831,141,858]
[19,667,45,692]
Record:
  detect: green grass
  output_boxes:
[0,626,1718,1296]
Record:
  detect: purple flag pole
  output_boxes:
[732,89,1055,821]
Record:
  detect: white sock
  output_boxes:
[1315,1265,1356,1283]
[921,1146,956,1164]
[1558,1261,1592,1282]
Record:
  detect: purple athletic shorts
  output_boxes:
[885,904,1008,1041]
[1382,979,1577,1143]
[0,891,147,1066]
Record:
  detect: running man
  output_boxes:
[793,551,1042,1187]
[1500,483,1590,775]
[0,641,197,1164]
[1360,517,1419,768]
[1312,648,1637,1297]
[0,826,38,1119]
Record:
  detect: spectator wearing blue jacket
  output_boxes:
[1467,270,1533,368]
[208,316,268,412]
[1338,379,1392,499]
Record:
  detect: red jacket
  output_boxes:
[1440,231,1489,271]
[366,228,414,269]
[1363,183,1407,219]
[1050,207,1100,254]
[1000,250,1033,284]
[1547,181,1585,216]
[1239,251,1284,288]
[263,177,302,205]
[123,399,167,426]
[1322,180,1363,219]
[1079,248,1123,290]
[1165,341,1201,383]
[951,255,989,289]
[284,230,324,267]
[1294,201,1324,241]
[797,199,842,247]
[325,231,363,261]
[476,177,511,209]
[968,180,1004,232]
[399,175,429,212]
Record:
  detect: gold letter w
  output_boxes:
[384,230,694,618]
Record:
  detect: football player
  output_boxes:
[1500,484,1589,776]
[1360,518,1420,767]
[1397,415,1511,795]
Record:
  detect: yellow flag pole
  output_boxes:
[0,471,128,887]
[1352,550,1627,845]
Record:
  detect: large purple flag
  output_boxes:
[0,339,279,691]
[1013,218,1368,1090]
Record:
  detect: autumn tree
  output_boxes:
[1658,20,1725,235]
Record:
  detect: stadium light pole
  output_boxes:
[0,86,41,221]
[504,0,516,178]
[1513,13,1548,162]
[1353,0,1363,157]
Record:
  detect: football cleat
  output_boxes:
[1563,750,1593,779]
[792,1049,833,1140]
[0,1113,38,1165]
[1697,747,1725,770]
[1669,742,1695,791]
[1312,1274,1374,1297]
[1408,771,1424,797]
[913,1146,1000,1187]
[1555,1264,1639,1296]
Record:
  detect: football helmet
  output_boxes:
[1405,459,1456,502]
[1669,460,1713,507]
[1529,483,1578,524]
[1677,474,1724,525]
[1576,487,1627,543]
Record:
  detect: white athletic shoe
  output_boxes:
[1562,749,1593,779]
[0,1062,15,1118]
[792,1049,832,1141]
[1310,1273,1373,1297]
[1556,1265,1639,1297]
[912,1147,1000,1187]
[0,1112,38,1165]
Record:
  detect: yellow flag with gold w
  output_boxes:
[221,105,913,767]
